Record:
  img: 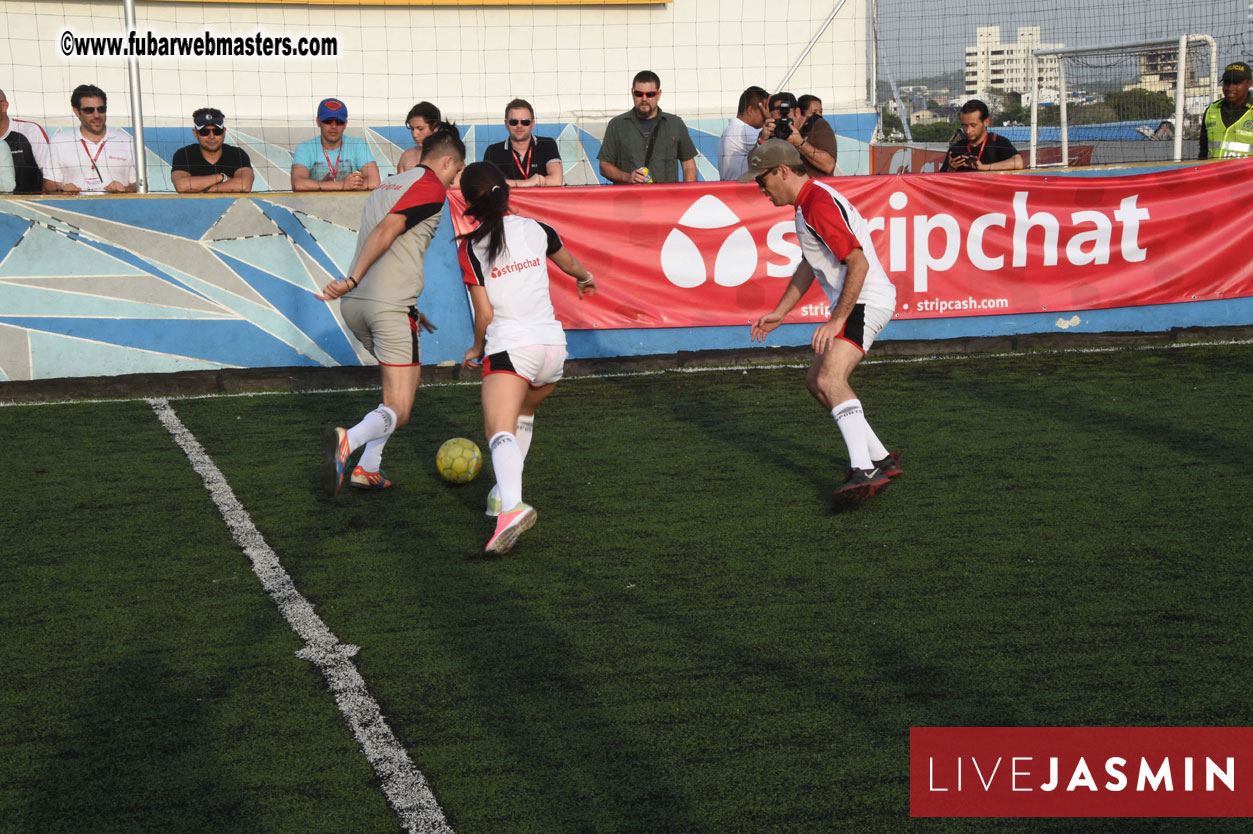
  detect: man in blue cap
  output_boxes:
[291,97,380,191]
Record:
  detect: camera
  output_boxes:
[773,102,793,140]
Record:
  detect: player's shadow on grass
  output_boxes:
[381,529,706,833]
[21,651,265,834]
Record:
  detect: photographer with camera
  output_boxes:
[760,92,837,178]
[940,99,1024,172]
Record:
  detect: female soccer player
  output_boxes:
[456,162,598,554]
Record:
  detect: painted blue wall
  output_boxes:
[0,159,1248,383]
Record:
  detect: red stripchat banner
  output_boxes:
[911,727,1253,817]
[447,157,1253,332]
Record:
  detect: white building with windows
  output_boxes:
[964,26,1063,100]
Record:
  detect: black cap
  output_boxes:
[1222,62,1251,83]
[769,92,799,111]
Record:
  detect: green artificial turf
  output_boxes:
[2,342,1250,833]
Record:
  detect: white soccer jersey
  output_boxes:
[2,119,51,173]
[458,214,566,352]
[795,178,896,312]
[47,127,135,192]
[347,164,446,308]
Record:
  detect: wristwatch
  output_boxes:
[219,172,228,184]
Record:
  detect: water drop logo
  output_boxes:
[659,195,758,288]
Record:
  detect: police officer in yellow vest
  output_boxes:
[1200,61,1253,159]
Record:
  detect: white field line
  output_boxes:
[147,397,453,834]
[3,338,1251,409]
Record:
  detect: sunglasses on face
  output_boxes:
[754,167,777,188]
[79,105,106,115]
[632,90,658,98]
[507,118,532,126]
[196,126,225,136]
[321,118,345,126]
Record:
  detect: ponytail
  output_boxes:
[456,162,511,264]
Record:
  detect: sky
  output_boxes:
[873,0,1250,82]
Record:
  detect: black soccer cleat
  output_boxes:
[874,452,903,479]
[832,466,891,507]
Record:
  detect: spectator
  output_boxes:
[45,84,137,194]
[718,86,769,181]
[0,89,50,194]
[0,141,14,194]
[1200,61,1253,160]
[482,98,562,187]
[291,98,380,191]
[598,70,698,184]
[761,91,838,178]
[397,101,441,173]
[171,108,254,193]
[940,99,1024,172]
[798,94,823,120]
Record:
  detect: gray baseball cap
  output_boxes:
[738,138,803,182]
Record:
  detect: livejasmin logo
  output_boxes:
[910,727,1253,818]
[659,195,798,289]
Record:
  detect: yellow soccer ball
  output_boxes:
[436,437,482,484]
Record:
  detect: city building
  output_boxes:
[965,26,1062,101]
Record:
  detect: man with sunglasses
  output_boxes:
[1199,61,1253,160]
[45,84,136,194]
[483,99,562,188]
[171,108,254,193]
[291,97,380,192]
[598,70,697,184]
[743,139,900,507]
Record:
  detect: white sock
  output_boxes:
[489,431,524,511]
[357,436,390,473]
[864,422,889,462]
[832,399,873,471]
[346,404,396,467]
[515,414,535,460]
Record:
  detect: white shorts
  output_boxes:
[482,344,567,387]
[837,304,893,354]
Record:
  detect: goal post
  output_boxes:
[1029,34,1219,168]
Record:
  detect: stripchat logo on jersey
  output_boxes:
[490,257,542,279]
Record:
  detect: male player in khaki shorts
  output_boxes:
[316,126,466,495]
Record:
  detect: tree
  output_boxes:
[913,122,962,142]
[1102,88,1175,121]
[880,109,904,138]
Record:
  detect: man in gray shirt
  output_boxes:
[598,70,698,184]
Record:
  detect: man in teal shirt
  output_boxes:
[598,70,698,184]
[291,97,380,191]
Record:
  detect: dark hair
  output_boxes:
[504,98,534,118]
[959,99,990,120]
[420,121,466,162]
[797,94,821,113]
[192,107,224,123]
[737,86,768,116]
[405,101,441,125]
[71,84,106,110]
[632,70,661,88]
[456,162,510,264]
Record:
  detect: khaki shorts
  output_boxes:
[340,298,422,366]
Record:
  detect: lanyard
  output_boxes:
[80,138,106,180]
[510,140,533,179]
[322,143,343,180]
[967,133,989,162]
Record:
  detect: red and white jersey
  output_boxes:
[458,214,566,352]
[1,118,50,172]
[795,178,896,312]
[348,164,446,308]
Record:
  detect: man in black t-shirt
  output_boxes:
[171,108,254,193]
[939,99,1025,173]
[482,99,562,187]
